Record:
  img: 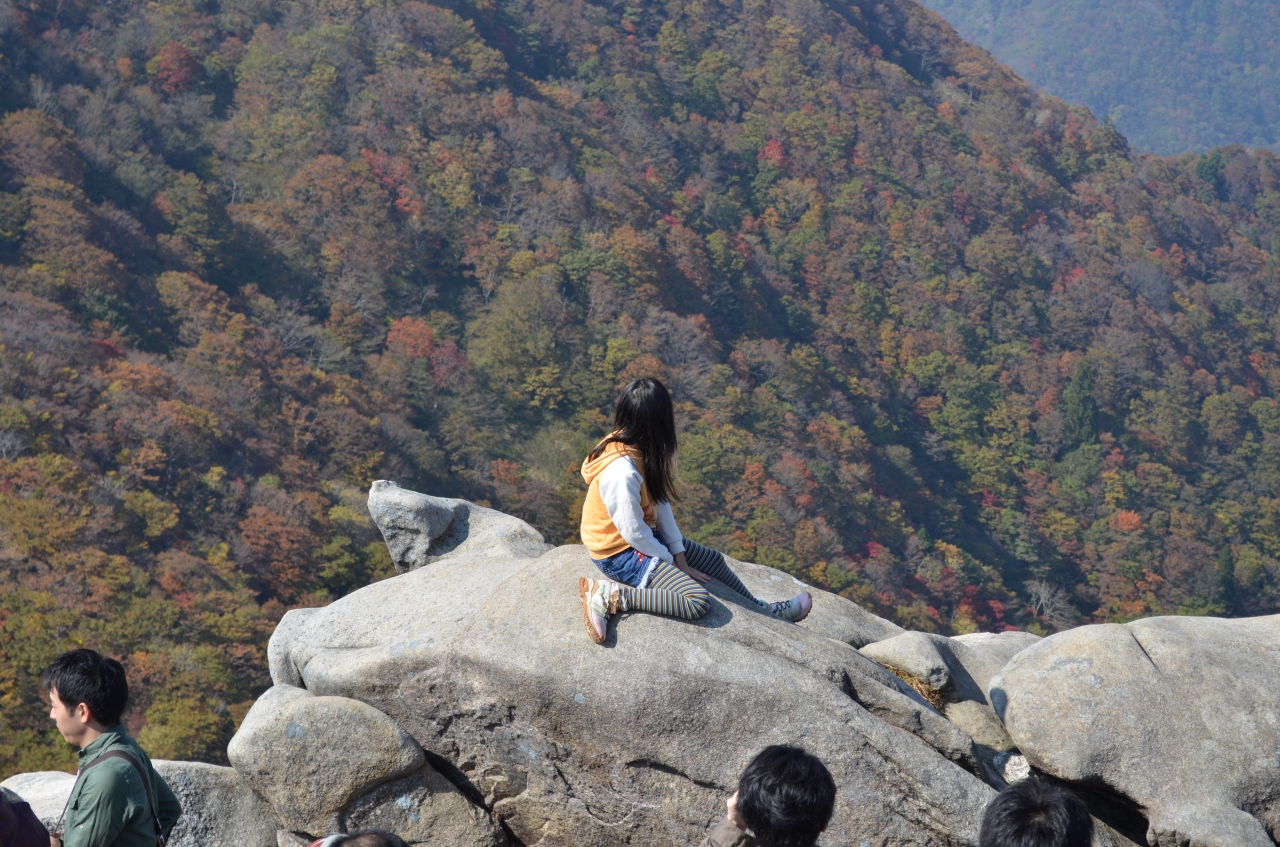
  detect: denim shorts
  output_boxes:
[591,529,678,589]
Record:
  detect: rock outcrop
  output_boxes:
[11,485,1275,847]
[0,762,276,847]
[991,615,1280,847]
[253,486,998,846]
[861,630,1040,752]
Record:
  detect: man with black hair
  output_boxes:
[42,649,181,847]
[979,777,1093,847]
[703,745,836,847]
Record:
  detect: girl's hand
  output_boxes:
[673,551,710,584]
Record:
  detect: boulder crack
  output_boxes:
[1128,631,1161,674]
[625,759,722,791]
[422,749,493,812]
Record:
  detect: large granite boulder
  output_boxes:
[227,684,426,835]
[990,615,1280,847]
[367,480,551,572]
[266,492,997,847]
[0,762,276,847]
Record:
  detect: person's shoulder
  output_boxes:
[601,453,641,476]
[703,819,757,847]
[79,746,148,792]
[72,757,137,810]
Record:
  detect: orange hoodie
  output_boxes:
[580,439,655,558]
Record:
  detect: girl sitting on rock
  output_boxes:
[577,376,811,643]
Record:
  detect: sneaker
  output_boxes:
[578,577,620,644]
[767,591,812,622]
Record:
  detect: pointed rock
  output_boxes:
[367,480,550,572]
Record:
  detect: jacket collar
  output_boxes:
[76,724,127,763]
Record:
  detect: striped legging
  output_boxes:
[617,539,761,619]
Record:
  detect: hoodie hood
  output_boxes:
[581,438,642,485]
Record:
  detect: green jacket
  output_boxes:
[701,818,756,847]
[63,726,181,847]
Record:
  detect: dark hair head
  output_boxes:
[334,832,409,847]
[979,778,1093,847]
[738,745,836,847]
[41,649,129,727]
[588,377,680,503]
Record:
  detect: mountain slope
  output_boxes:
[918,0,1280,154]
[2,0,1280,775]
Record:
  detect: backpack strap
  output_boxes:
[55,751,166,846]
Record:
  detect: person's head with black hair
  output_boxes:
[588,376,680,503]
[979,777,1093,847]
[307,831,409,847]
[41,648,128,746]
[734,745,836,847]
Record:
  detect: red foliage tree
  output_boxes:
[153,42,200,95]
[239,506,314,602]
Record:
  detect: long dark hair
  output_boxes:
[588,377,679,503]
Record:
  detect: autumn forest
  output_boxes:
[3,0,1280,775]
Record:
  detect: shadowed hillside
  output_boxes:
[918,0,1280,154]
[2,0,1280,776]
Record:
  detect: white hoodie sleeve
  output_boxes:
[654,500,686,555]
[598,457,675,563]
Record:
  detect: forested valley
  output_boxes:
[2,0,1280,776]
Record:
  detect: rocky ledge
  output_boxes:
[5,481,1277,847]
